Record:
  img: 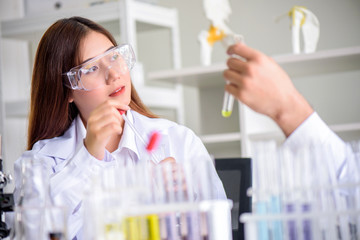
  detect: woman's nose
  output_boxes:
[105,65,120,84]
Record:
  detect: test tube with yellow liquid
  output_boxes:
[221,85,234,118]
[122,216,144,240]
[122,214,161,240]
[147,214,161,240]
[221,35,244,118]
[105,222,125,240]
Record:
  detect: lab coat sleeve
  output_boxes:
[283,112,355,183]
[167,125,227,200]
[14,140,104,239]
[50,142,105,238]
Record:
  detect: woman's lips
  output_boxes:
[109,86,125,97]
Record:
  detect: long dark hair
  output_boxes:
[28,16,157,150]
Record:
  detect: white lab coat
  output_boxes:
[13,110,227,240]
[283,112,357,184]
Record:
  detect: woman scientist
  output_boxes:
[13,16,226,239]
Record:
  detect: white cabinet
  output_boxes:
[148,46,360,157]
[0,0,184,189]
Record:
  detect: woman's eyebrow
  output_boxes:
[81,46,116,65]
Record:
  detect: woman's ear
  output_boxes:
[68,92,74,103]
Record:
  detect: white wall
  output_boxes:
[294,70,360,125]
[0,0,24,20]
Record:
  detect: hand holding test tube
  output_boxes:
[222,35,244,118]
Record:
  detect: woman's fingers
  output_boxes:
[158,159,188,195]
[160,157,176,164]
[84,100,129,159]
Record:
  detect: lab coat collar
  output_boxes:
[115,110,140,161]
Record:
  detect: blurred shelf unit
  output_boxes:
[148,46,360,86]
[148,46,360,156]
[1,0,178,44]
[201,132,242,144]
[0,0,185,122]
[4,100,29,118]
[329,122,360,133]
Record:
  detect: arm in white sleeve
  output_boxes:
[283,112,357,183]
[14,141,107,239]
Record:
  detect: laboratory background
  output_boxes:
[0,0,360,239]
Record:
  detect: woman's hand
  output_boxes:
[158,158,188,198]
[84,100,129,160]
[224,42,313,136]
[159,157,176,165]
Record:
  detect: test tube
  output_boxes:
[153,163,177,240]
[121,112,161,163]
[164,163,179,240]
[321,146,351,240]
[221,35,244,118]
[311,146,338,239]
[221,87,234,118]
[252,142,270,240]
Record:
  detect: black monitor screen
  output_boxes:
[215,158,252,240]
[216,169,242,229]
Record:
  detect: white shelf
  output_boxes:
[275,46,360,78]
[148,46,360,87]
[148,63,226,87]
[199,122,360,145]
[200,131,284,145]
[329,122,360,133]
[1,1,177,40]
[5,100,29,118]
[248,131,285,141]
[201,132,241,144]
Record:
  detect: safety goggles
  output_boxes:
[64,44,136,91]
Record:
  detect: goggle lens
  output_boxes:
[65,44,135,91]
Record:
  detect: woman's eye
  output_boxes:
[111,54,120,61]
[83,65,99,74]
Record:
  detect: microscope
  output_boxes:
[0,135,14,239]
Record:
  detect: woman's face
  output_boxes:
[69,31,132,123]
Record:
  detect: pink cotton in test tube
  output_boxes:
[118,109,126,115]
[146,131,161,152]
[119,109,162,163]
